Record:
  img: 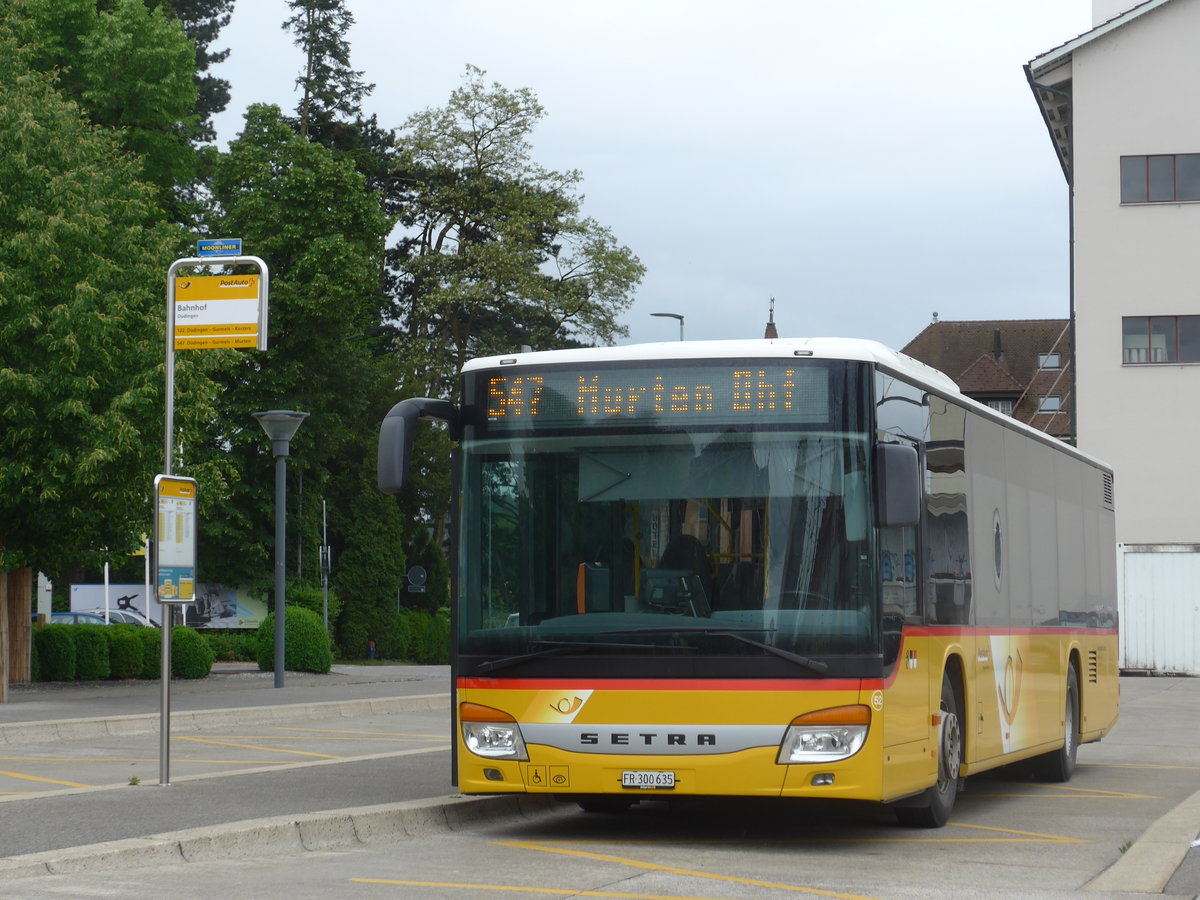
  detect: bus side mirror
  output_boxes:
[378,398,458,494]
[875,442,921,527]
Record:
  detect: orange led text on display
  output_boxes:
[486,369,800,420]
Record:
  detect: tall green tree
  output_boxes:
[0,21,182,574]
[15,0,201,218]
[283,0,374,141]
[201,105,398,606]
[391,66,645,399]
[156,0,234,144]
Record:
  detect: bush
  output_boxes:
[30,632,40,681]
[107,626,144,679]
[138,626,162,676]
[257,606,333,673]
[34,626,75,681]
[73,627,111,680]
[284,581,341,629]
[172,626,215,679]
[201,630,258,662]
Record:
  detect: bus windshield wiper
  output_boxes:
[476,639,694,674]
[709,631,829,674]
[598,627,829,674]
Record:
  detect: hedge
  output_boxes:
[29,624,212,682]
[34,626,75,681]
[73,627,110,680]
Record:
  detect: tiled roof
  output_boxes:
[902,319,1072,439]
[956,353,1024,394]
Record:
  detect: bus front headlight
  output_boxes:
[461,702,529,760]
[777,705,870,764]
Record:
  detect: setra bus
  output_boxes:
[377,338,1119,826]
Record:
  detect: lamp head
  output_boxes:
[253,410,308,456]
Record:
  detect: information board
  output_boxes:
[154,475,197,603]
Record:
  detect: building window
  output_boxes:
[1121,154,1200,203]
[1123,315,1200,363]
[984,399,1013,416]
[1037,395,1062,414]
[1038,352,1062,370]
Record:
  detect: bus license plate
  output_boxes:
[621,770,675,790]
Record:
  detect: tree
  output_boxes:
[157,0,235,145]
[0,21,182,574]
[14,0,202,218]
[283,0,374,141]
[200,104,396,602]
[391,66,645,399]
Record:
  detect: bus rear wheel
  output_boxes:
[1032,665,1079,782]
[895,671,961,828]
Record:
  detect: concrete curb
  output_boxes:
[0,693,449,746]
[1084,784,1200,893]
[0,794,561,879]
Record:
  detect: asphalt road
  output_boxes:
[2,669,1199,899]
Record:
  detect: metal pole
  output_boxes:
[160,266,175,786]
[321,499,329,631]
[274,451,287,688]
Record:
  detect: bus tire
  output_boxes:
[1033,665,1079,783]
[895,671,961,828]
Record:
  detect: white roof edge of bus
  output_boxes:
[460,339,1111,471]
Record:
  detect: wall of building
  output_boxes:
[1071,0,1200,544]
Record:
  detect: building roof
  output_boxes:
[901,319,1072,439]
[1025,0,1177,182]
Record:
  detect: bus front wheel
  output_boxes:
[895,671,961,828]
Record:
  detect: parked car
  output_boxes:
[76,608,159,627]
[36,611,112,626]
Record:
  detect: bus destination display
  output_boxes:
[481,363,830,429]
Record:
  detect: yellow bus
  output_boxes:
[378,339,1119,826]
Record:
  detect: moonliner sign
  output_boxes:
[173,274,262,349]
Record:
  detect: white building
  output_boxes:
[1027,0,1200,673]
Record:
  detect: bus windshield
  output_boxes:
[457,360,880,676]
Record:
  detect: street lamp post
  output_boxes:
[253,410,308,688]
[651,312,685,341]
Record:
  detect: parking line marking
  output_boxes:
[493,841,878,899]
[0,769,89,788]
[969,783,1157,800]
[353,879,777,898]
[948,822,1088,842]
[174,737,340,759]
[273,727,446,739]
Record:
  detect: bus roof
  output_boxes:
[462,338,961,394]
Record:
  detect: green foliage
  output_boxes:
[201,630,258,662]
[12,0,201,211]
[34,627,75,682]
[172,627,215,679]
[392,65,645,400]
[73,627,111,680]
[256,606,333,673]
[283,0,372,139]
[403,529,449,614]
[107,626,145,679]
[0,21,187,574]
[195,103,393,594]
[30,633,40,681]
[138,627,162,677]
[285,582,341,627]
[405,608,451,664]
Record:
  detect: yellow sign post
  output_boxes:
[174,274,263,350]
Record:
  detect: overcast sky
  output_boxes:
[209,0,1093,352]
